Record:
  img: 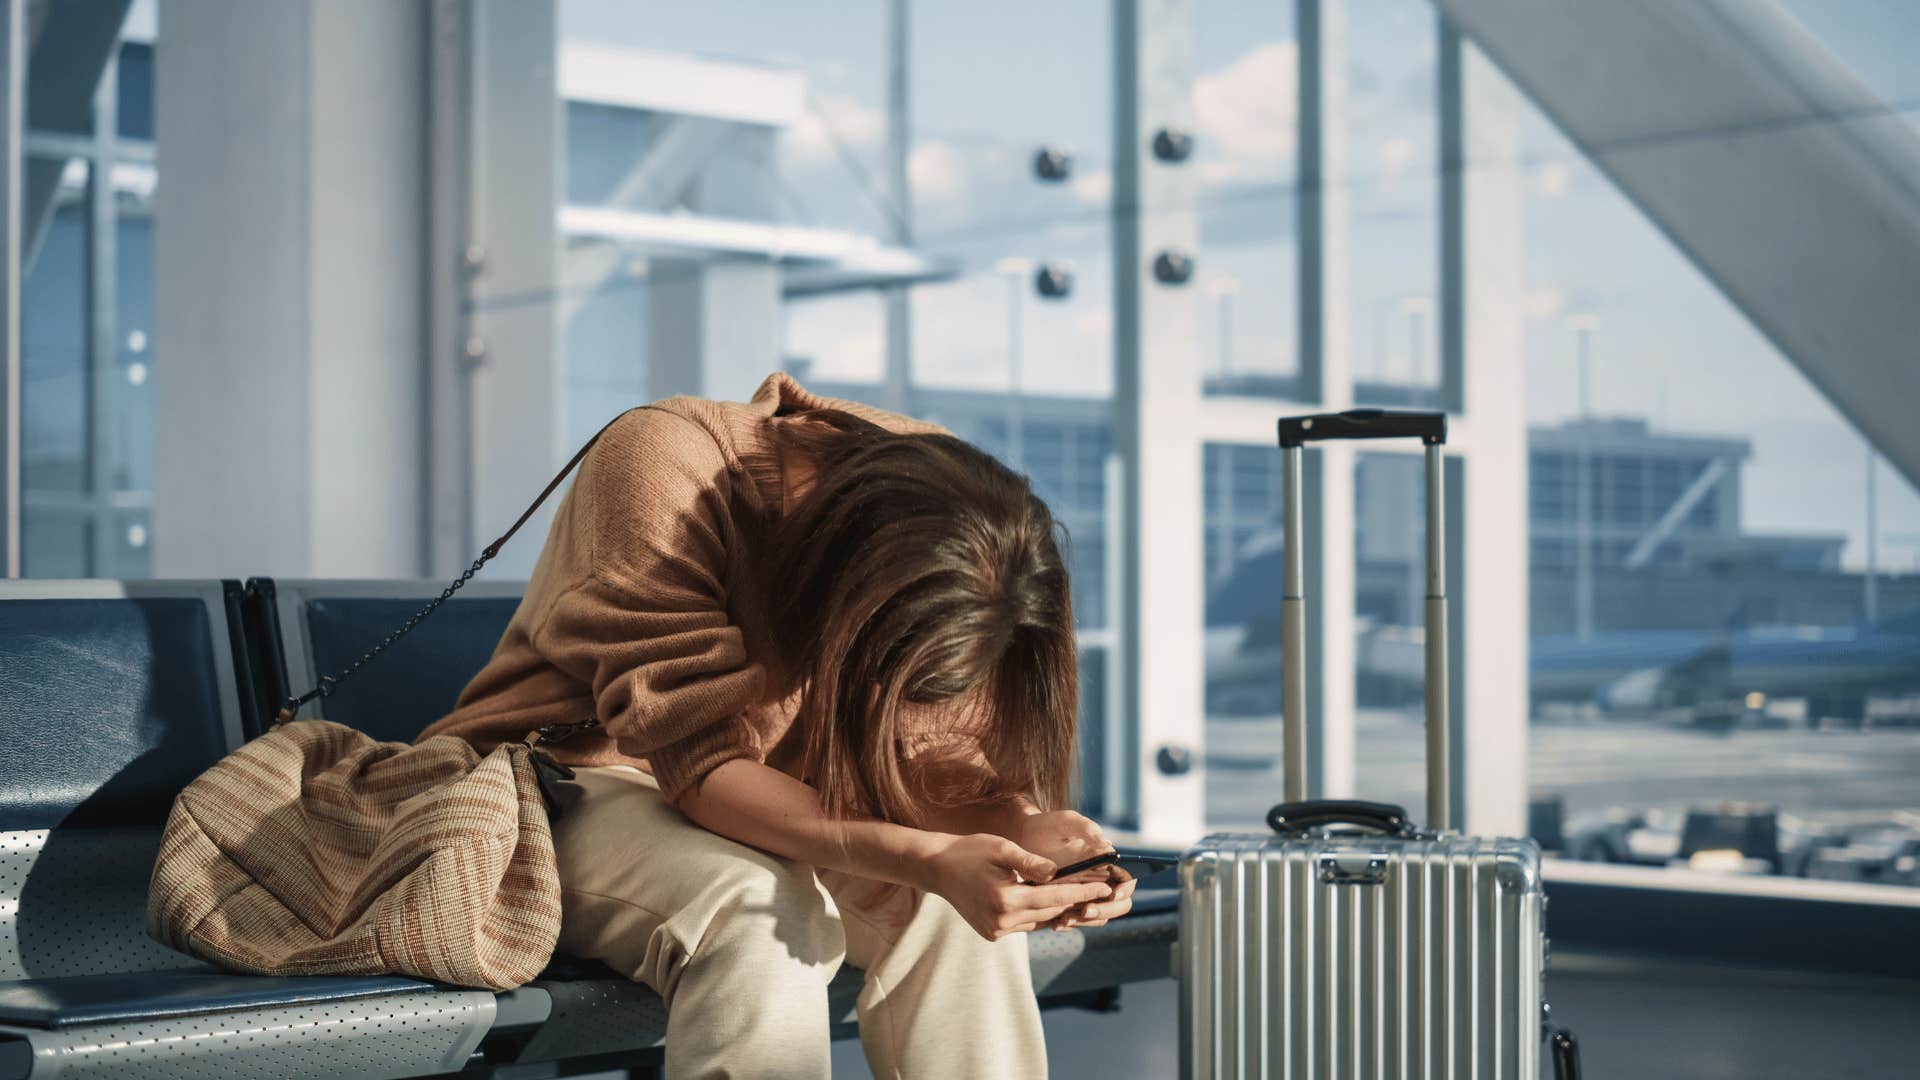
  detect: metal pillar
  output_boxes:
[464,0,560,580]
[1296,0,1357,800]
[0,0,18,577]
[1456,38,1531,837]
[154,0,430,578]
[425,0,474,577]
[1113,0,1204,841]
[881,0,913,414]
[85,61,118,572]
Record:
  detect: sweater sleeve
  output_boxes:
[530,407,768,802]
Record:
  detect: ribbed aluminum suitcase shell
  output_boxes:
[1179,832,1544,1079]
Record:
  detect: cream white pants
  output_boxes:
[551,765,1049,1079]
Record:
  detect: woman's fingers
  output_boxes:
[1015,878,1113,912]
[991,837,1058,883]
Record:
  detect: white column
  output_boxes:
[0,0,19,577]
[1114,0,1205,842]
[154,0,428,578]
[1300,0,1357,799]
[1459,42,1530,837]
[463,0,561,580]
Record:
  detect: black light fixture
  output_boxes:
[1152,250,1195,286]
[1034,263,1074,299]
[1152,126,1194,163]
[1033,145,1073,182]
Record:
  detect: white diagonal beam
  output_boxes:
[1438,0,1920,489]
[1625,455,1731,570]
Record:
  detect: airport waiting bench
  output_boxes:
[0,578,1179,1079]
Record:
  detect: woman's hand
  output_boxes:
[1008,809,1110,868]
[922,833,1115,942]
[1044,873,1136,930]
[1008,810,1139,930]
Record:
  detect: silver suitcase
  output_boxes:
[1178,410,1577,1079]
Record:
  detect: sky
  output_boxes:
[559,0,1920,577]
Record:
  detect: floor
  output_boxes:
[829,957,1920,1079]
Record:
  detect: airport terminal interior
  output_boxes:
[1,0,1918,1077]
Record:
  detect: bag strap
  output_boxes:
[273,409,639,726]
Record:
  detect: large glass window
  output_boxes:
[1194,2,1299,398]
[20,15,156,578]
[557,0,895,446]
[1345,0,1439,408]
[1474,48,1920,887]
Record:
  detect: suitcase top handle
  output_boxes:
[1267,799,1420,839]
[1277,408,1446,448]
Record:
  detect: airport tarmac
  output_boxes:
[1205,707,1920,830]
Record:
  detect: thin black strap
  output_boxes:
[274,408,640,726]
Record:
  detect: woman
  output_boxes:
[420,372,1132,1078]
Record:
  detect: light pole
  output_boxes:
[1866,445,1879,624]
[993,256,1033,471]
[1567,313,1600,640]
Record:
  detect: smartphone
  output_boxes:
[1046,850,1178,882]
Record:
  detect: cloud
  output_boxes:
[907,138,974,206]
[783,91,886,171]
[1534,159,1573,198]
[1070,168,1112,207]
[1193,41,1300,166]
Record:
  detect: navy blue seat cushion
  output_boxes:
[0,971,435,1029]
[0,598,232,830]
[304,596,521,743]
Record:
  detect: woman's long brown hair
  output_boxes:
[763,409,1078,826]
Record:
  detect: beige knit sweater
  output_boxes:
[418,373,946,804]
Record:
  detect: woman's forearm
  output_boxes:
[672,758,950,890]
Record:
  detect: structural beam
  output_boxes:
[0,0,20,577]
[1625,456,1730,570]
[154,0,428,578]
[463,0,561,580]
[1439,0,1920,490]
[1114,0,1204,840]
[1296,0,1357,801]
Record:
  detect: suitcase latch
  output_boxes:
[1318,852,1389,885]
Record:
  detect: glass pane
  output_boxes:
[908,0,1115,617]
[1475,54,1920,885]
[1346,1,1439,407]
[118,41,156,141]
[561,248,649,450]
[557,0,894,428]
[1202,441,1287,826]
[113,205,156,495]
[905,0,1119,814]
[22,164,88,497]
[106,508,153,578]
[1351,451,1428,814]
[23,513,88,579]
[1196,2,1299,397]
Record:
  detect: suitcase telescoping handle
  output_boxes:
[1277,409,1451,831]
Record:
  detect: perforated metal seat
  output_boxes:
[0,582,501,1079]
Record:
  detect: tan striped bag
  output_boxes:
[147,720,562,990]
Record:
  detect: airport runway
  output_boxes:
[1205,708,1920,829]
